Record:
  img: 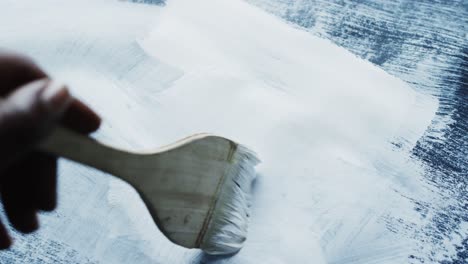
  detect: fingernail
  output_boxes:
[40,81,71,112]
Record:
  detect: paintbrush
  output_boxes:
[39,126,259,255]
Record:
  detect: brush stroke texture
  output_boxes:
[246,1,467,263]
[0,0,465,263]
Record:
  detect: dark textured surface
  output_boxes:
[127,0,166,5]
[0,1,465,263]
[248,0,467,263]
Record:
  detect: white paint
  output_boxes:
[0,0,438,263]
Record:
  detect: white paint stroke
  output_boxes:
[0,0,438,263]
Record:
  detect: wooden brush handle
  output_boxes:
[39,127,137,183]
[39,126,256,253]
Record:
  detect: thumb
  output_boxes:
[0,79,71,170]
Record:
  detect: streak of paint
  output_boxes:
[246,1,467,263]
[0,0,465,264]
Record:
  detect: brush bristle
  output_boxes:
[199,144,260,255]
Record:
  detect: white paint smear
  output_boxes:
[0,0,438,263]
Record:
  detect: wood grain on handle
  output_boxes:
[39,127,138,184]
[38,126,238,250]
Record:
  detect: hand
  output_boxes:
[0,50,101,248]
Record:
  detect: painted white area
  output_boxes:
[0,0,438,263]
